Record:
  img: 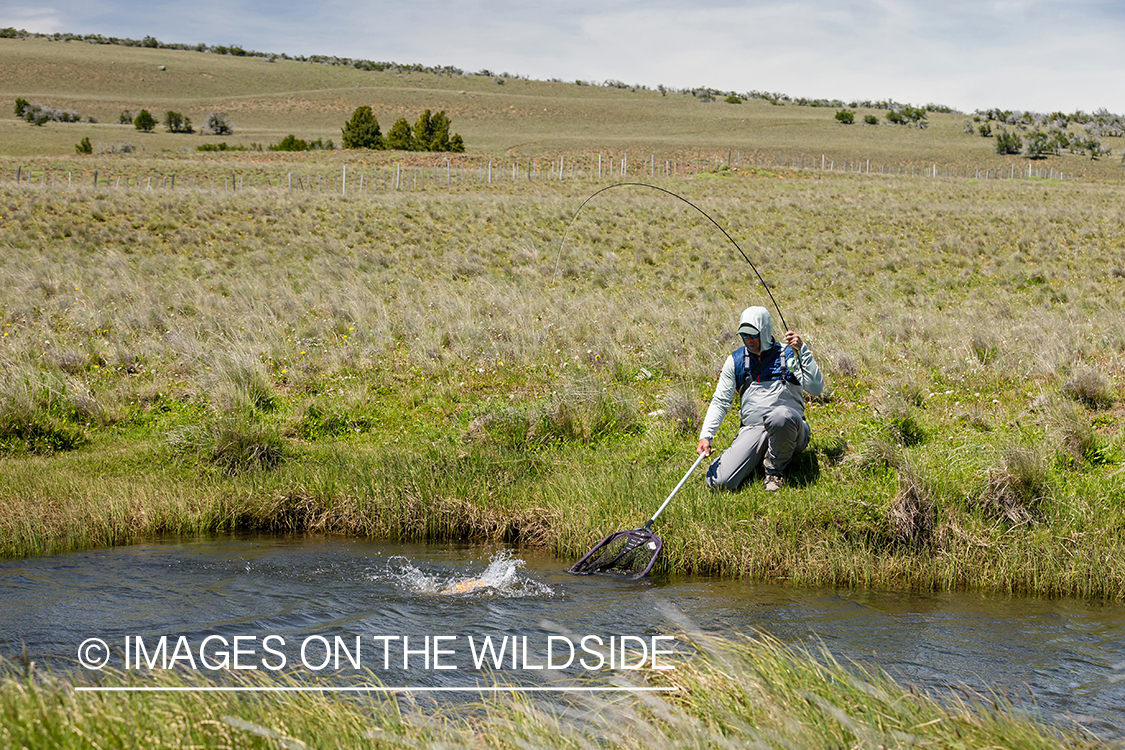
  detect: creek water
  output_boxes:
[1,534,1122,741]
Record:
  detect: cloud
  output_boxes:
[0,6,66,34]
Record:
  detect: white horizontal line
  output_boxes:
[76,686,678,693]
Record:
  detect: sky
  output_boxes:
[3,0,1124,114]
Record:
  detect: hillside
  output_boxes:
[2,35,1123,180]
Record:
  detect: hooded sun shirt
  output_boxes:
[699,306,825,441]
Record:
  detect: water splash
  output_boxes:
[374,550,553,598]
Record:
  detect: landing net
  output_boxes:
[567,527,662,580]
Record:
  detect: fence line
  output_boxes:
[0,151,1079,196]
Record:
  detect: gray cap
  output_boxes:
[737,322,759,336]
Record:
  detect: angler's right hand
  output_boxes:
[697,438,712,456]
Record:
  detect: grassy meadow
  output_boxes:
[3,35,1125,182]
[3,33,1125,749]
[1,165,1123,599]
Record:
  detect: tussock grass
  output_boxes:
[1063,366,1116,410]
[0,168,1123,598]
[978,446,1051,525]
[167,415,286,475]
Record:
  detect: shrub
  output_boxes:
[75,136,92,154]
[834,109,855,124]
[994,129,1022,154]
[269,134,333,151]
[341,105,383,149]
[863,114,878,125]
[978,123,992,137]
[204,112,233,135]
[724,95,741,104]
[885,105,927,127]
[134,109,156,132]
[119,110,133,125]
[96,142,135,154]
[1024,129,1054,159]
[196,142,250,152]
[17,101,82,125]
[164,110,193,133]
[1085,136,1111,160]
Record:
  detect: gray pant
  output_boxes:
[705,405,810,491]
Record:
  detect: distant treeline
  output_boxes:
[3,27,1122,123]
[0,27,463,77]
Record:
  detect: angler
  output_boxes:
[697,305,825,492]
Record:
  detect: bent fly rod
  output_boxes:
[551,181,790,333]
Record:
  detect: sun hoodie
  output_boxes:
[699,306,825,442]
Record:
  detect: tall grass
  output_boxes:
[0,169,1123,597]
[0,632,1108,750]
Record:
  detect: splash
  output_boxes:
[374,550,553,598]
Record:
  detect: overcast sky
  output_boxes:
[4,0,1124,114]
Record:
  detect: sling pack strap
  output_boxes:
[733,344,799,398]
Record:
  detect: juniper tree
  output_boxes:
[134,109,157,132]
[386,117,414,150]
[341,105,383,149]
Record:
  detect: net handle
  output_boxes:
[644,452,707,530]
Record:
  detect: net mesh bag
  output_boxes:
[567,527,662,580]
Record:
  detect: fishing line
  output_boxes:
[551,181,789,333]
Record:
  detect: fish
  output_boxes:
[439,578,491,595]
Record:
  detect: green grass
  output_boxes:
[0,170,1122,598]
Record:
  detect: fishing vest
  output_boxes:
[732,344,799,398]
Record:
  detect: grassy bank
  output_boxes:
[0,633,1108,749]
[0,167,1123,597]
